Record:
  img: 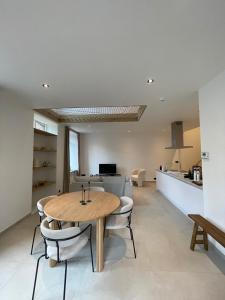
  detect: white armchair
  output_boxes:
[131,169,146,187]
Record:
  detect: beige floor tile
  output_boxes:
[0,183,225,300]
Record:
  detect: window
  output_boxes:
[34,120,47,131]
[69,130,79,173]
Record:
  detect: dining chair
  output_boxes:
[30,195,58,255]
[32,218,94,300]
[105,196,136,258]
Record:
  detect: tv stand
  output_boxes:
[98,174,121,177]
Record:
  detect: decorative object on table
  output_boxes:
[86,181,92,203]
[80,184,87,205]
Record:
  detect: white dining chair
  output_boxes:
[105,196,136,258]
[30,195,58,255]
[32,218,94,300]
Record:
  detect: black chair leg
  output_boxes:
[30,225,39,255]
[32,254,45,300]
[63,260,68,300]
[89,226,94,272]
[128,227,137,259]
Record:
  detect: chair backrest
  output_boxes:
[138,169,146,178]
[40,218,81,248]
[131,169,139,175]
[37,195,57,217]
[103,176,126,197]
[119,196,134,218]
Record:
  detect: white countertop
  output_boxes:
[156,170,203,190]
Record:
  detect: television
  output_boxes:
[99,164,117,175]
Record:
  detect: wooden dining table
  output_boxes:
[44,191,120,272]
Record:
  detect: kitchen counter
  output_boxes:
[157,170,203,190]
[156,170,203,215]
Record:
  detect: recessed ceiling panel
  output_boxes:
[36,105,146,123]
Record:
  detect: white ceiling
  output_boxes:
[1,0,225,132]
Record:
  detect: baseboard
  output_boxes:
[0,213,32,235]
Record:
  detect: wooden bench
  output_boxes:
[188,214,225,251]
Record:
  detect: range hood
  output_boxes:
[165,121,193,149]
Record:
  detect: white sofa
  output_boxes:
[69,175,133,197]
[131,169,146,187]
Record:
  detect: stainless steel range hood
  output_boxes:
[165,121,193,149]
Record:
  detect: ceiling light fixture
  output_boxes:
[147,78,154,84]
[42,83,50,88]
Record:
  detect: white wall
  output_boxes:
[80,131,175,180]
[0,95,33,233]
[172,127,201,171]
[199,70,225,254]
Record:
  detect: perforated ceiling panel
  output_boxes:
[35,105,146,123]
[51,106,140,116]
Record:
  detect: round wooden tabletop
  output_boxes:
[44,191,120,222]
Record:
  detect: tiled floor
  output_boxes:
[1,183,225,300]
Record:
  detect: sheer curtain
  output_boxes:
[63,127,80,193]
[69,130,79,172]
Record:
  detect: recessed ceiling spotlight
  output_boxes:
[147,78,154,84]
[160,97,166,102]
[42,83,50,88]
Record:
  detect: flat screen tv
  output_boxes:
[99,164,116,175]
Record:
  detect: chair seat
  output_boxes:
[105,215,129,230]
[47,234,89,261]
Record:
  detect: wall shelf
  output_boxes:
[34,128,56,137]
[33,166,56,169]
[32,128,57,207]
[33,149,56,152]
[33,181,56,191]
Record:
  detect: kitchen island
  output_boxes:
[156,170,203,215]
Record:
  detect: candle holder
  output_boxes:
[87,181,92,203]
[80,185,87,205]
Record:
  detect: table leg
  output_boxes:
[49,220,58,268]
[96,217,104,272]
